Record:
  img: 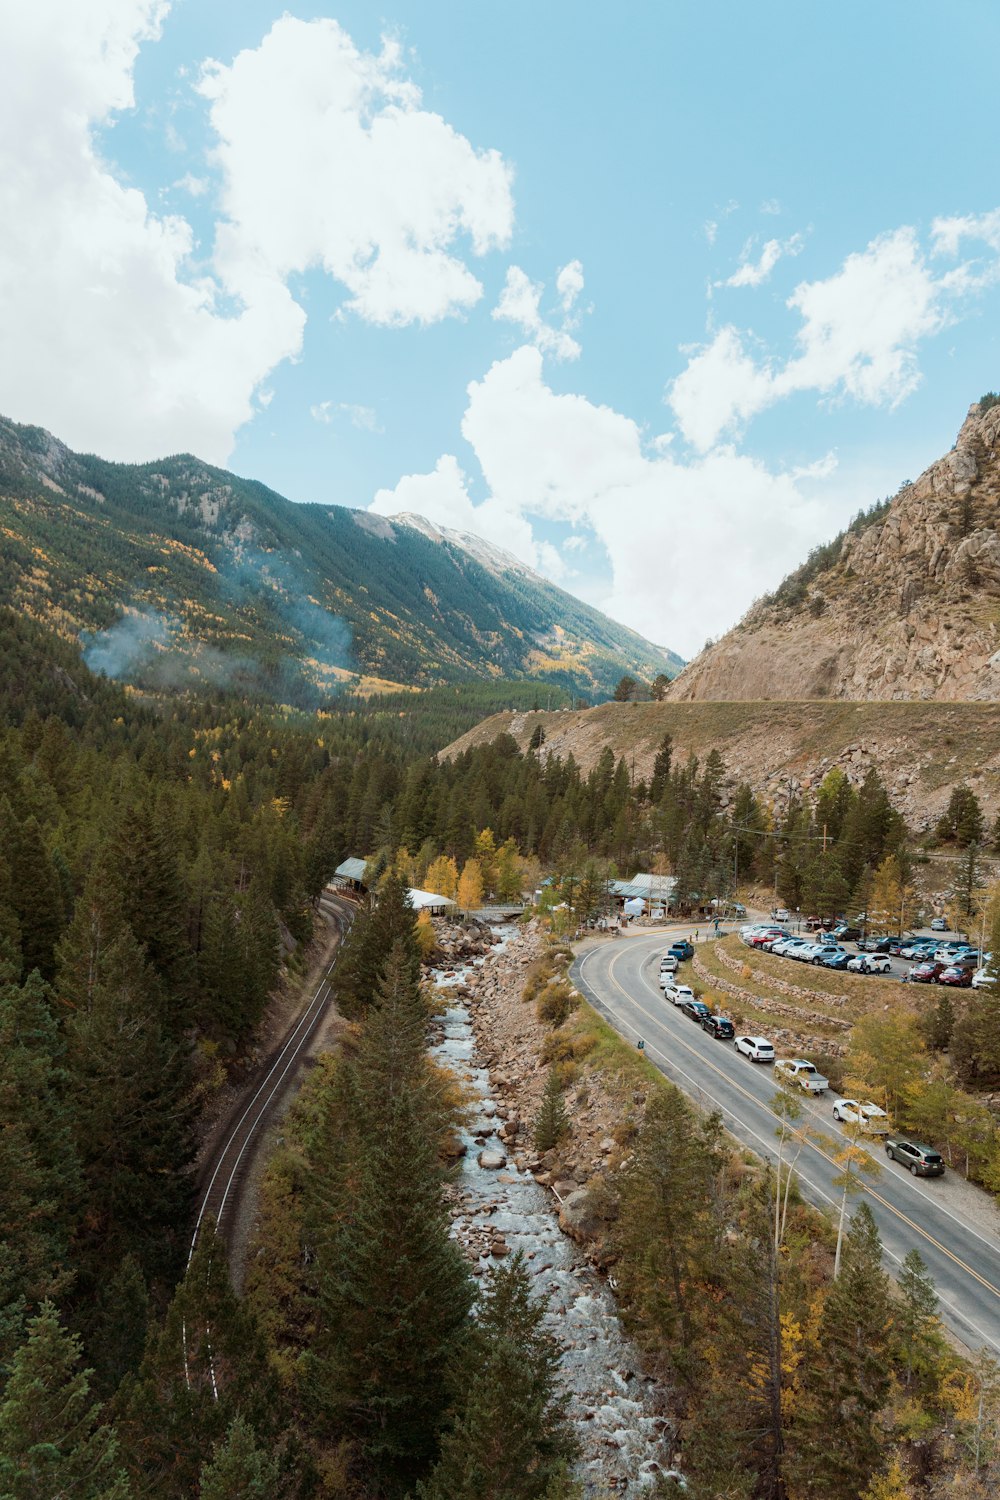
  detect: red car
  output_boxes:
[909,961,946,983]
[938,965,972,987]
[750,929,787,948]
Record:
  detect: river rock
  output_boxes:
[478,1149,507,1169]
[558,1188,603,1243]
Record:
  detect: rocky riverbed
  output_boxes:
[429,922,678,1494]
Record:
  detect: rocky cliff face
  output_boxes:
[669,400,1000,702]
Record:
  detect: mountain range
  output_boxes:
[0,415,681,703]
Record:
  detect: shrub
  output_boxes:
[979,391,1000,412]
[536,980,577,1027]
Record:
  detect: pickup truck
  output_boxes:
[775,1058,829,1094]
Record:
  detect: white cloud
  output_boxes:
[492,265,582,360]
[670,226,978,451]
[173,172,208,197]
[760,198,782,216]
[723,233,803,288]
[370,453,539,564]
[931,208,1000,256]
[0,7,514,464]
[370,345,833,656]
[312,399,381,431]
[0,0,304,464]
[669,327,776,451]
[340,403,381,432]
[199,17,514,328]
[555,259,584,312]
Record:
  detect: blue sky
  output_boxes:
[3,2,999,656]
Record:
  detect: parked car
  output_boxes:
[885,1138,945,1176]
[772,908,790,922]
[669,940,695,961]
[749,929,788,948]
[900,941,938,961]
[847,954,892,975]
[821,951,852,970]
[938,966,972,987]
[908,961,945,983]
[775,1059,829,1094]
[680,998,712,1023]
[773,938,809,957]
[659,954,679,973]
[793,943,822,962]
[734,1035,775,1062]
[664,983,695,1005]
[700,1013,735,1039]
[810,945,847,967]
[832,1099,890,1136]
[731,903,747,917]
[831,925,862,942]
[930,917,948,932]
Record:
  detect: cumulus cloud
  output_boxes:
[670,226,986,451]
[0,0,303,463]
[199,17,514,328]
[370,453,540,566]
[723,233,803,288]
[0,6,514,463]
[492,265,582,360]
[370,345,833,655]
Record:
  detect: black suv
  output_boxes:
[680,999,712,1023]
[885,1138,945,1177]
[832,925,862,942]
[700,1013,735,1040]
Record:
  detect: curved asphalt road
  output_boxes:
[572,929,1000,1356]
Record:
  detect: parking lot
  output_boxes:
[739,920,987,988]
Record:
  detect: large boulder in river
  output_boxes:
[478,1149,507,1170]
[557,1188,603,1243]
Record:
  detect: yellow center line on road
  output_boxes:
[578,938,1000,1313]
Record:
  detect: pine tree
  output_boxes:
[614,1089,721,1370]
[0,970,81,1366]
[534,1067,570,1151]
[198,1415,283,1500]
[117,1223,282,1499]
[306,942,473,1494]
[417,1252,577,1500]
[0,1301,131,1499]
[789,1204,893,1498]
[894,1249,947,1392]
[334,869,419,1020]
[63,925,195,1296]
[7,814,63,981]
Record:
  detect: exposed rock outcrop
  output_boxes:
[669,400,1000,703]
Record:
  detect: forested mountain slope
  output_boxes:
[0,415,680,701]
[668,396,1000,702]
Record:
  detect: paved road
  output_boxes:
[572,929,1000,1355]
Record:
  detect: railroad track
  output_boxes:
[190,890,355,1258]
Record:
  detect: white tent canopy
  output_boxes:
[407,887,457,912]
[623,897,645,916]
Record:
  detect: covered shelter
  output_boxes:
[406,887,457,916]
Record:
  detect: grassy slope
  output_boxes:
[441,698,1000,818]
